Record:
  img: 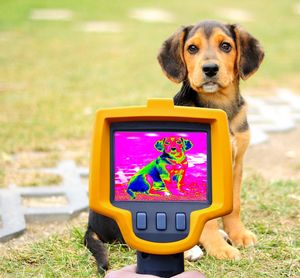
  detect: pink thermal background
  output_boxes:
[114,131,207,202]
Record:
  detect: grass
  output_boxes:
[1,228,99,278]
[1,176,299,277]
[1,0,300,185]
[0,0,300,154]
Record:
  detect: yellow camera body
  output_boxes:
[89,99,232,255]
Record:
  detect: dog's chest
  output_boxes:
[165,159,188,175]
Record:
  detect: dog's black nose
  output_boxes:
[171,147,176,151]
[202,63,219,77]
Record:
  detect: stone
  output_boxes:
[0,189,26,242]
[30,9,73,21]
[129,8,174,23]
[0,160,88,242]
[81,21,121,33]
[217,8,253,22]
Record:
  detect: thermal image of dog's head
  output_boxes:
[154,137,193,162]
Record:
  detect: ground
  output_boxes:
[1,127,299,277]
[246,125,300,181]
[2,127,300,251]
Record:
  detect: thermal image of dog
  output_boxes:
[126,136,193,199]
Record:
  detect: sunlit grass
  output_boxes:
[1,176,299,277]
[0,0,299,153]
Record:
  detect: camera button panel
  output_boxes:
[127,204,207,242]
[136,212,147,230]
[156,212,167,230]
[175,213,186,231]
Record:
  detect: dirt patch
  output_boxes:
[8,171,62,187]
[54,138,90,166]
[245,125,300,181]
[22,195,68,207]
[1,140,89,188]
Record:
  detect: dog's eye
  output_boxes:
[220,42,232,53]
[165,141,170,145]
[176,140,182,144]
[187,45,199,54]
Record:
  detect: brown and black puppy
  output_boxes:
[84,20,264,272]
[158,20,264,259]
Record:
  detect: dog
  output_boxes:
[157,20,264,260]
[126,136,193,199]
[84,20,264,272]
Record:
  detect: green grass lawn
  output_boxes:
[1,176,299,277]
[0,0,299,277]
[0,0,299,154]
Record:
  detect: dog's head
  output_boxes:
[154,137,193,160]
[157,20,264,94]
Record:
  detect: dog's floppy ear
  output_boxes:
[154,139,164,152]
[157,26,193,83]
[231,24,264,80]
[182,138,193,151]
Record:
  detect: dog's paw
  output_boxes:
[184,245,204,262]
[229,229,257,248]
[205,243,241,260]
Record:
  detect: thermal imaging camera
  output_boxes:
[89,99,233,277]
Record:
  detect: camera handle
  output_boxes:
[137,251,184,278]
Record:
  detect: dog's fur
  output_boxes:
[127,136,193,199]
[84,20,264,272]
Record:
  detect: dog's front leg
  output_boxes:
[223,130,257,247]
[158,164,172,192]
[176,169,186,190]
[199,219,241,259]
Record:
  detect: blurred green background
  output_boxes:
[0,0,299,153]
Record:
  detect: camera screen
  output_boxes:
[114,131,208,202]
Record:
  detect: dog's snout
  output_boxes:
[202,63,219,77]
[171,147,177,151]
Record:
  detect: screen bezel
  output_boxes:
[89,99,233,249]
[110,121,212,207]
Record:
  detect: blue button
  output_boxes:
[136,212,147,230]
[176,213,186,231]
[156,213,167,230]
